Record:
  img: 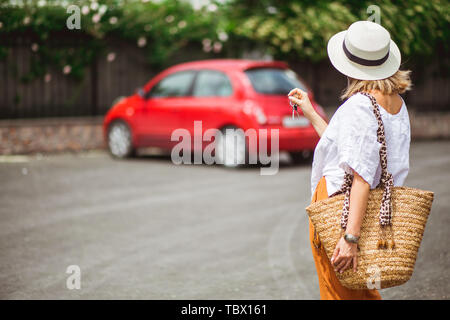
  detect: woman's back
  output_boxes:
[371,92,404,115]
[310,92,411,198]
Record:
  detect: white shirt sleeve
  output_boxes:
[335,94,382,186]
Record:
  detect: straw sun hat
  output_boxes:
[327,21,401,80]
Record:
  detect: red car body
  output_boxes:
[103,59,327,159]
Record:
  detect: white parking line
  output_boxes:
[0,155,30,163]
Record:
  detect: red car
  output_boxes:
[103,59,327,166]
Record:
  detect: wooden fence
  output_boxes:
[0,35,156,119]
[289,56,450,111]
[0,35,448,120]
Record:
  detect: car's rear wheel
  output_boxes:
[290,150,313,164]
[107,120,135,158]
[215,126,247,167]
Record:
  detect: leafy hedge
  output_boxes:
[0,0,227,81]
[0,0,448,83]
[229,0,450,62]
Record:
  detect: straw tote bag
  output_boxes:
[306,92,434,290]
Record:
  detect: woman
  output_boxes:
[288,21,412,300]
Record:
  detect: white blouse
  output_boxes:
[310,92,411,199]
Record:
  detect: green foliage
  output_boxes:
[228,0,450,63]
[0,0,226,82]
[0,0,448,83]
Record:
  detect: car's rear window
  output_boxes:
[244,68,308,95]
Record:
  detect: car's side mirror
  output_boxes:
[136,87,147,99]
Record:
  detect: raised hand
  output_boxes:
[288,88,314,116]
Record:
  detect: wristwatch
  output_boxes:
[344,233,360,244]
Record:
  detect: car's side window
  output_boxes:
[244,68,308,95]
[192,70,233,97]
[148,71,196,98]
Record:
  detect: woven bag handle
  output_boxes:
[331,92,394,229]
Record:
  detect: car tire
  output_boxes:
[290,150,313,165]
[215,126,248,168]
[107,120,135,158]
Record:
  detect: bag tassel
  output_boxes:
[377,225,395,250]
[377,227,389,249]
[388,225,395,249]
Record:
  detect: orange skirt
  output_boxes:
[309,176,381,300]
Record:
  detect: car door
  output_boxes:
[178,69,234,152]
[136,70,197,148]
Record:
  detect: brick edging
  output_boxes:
[1,112,449,155]
[0,116,104,128]
[0,117,105,155]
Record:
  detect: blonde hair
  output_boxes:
[341,70,412,100]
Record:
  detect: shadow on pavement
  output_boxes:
[124,150,313,170]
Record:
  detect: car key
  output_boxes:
[289,100,301,120]
[289,91,302,120]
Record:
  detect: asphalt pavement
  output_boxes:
[0,141,449,299]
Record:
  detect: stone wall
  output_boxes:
[0,117,105,155]
[409,111,450,139]
[0,113,449,155]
